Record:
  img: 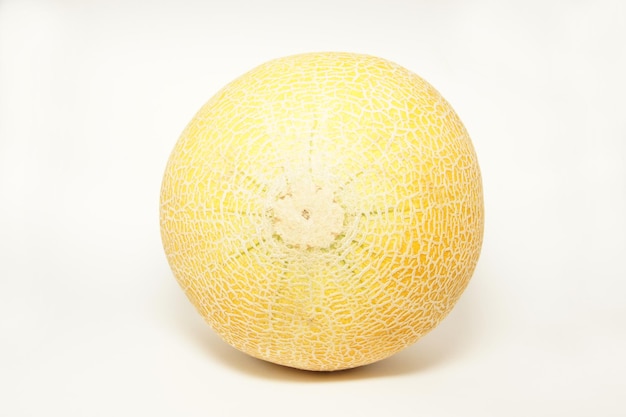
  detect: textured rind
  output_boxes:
[160,52,484,371]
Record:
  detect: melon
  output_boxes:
[160,52,484,371]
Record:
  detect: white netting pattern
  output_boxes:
[160,52,483,371]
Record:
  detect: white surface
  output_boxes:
[1,0,625,416]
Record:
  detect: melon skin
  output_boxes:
[160,52,484,371]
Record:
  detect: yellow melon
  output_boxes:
[160,52,483,371]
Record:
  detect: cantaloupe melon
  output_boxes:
[160,52,483,371]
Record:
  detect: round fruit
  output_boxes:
[160,52,483,371]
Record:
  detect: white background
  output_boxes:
[1,0,625,416]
